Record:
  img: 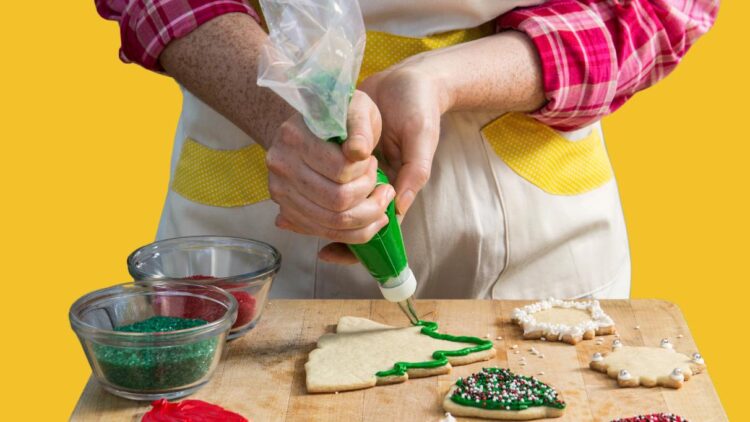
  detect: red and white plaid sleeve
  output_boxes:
[95,0,260,71]
[499,0,719,131]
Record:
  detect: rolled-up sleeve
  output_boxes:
[95,0,260,71]
[499,0,719,131]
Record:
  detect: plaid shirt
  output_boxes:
[95,0,718,130]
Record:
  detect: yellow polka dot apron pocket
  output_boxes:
[171,139,269,207]
[481,112,613,195]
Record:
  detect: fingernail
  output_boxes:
[396,190,415,215]
[386,186,396,203]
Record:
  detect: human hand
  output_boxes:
[359,64,448,216]
[266,90,393,263]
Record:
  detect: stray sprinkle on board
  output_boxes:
[93,316,218,391]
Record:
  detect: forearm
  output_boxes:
[409,31,546,115]
[160,13,292,149]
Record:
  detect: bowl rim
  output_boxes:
[69,280,238,340]
[126,235,281,287]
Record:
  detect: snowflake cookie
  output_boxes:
[512,298,616,344]
[589,339,706,388]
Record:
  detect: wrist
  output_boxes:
[403,60,455,115]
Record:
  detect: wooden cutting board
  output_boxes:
[71,299,727,421]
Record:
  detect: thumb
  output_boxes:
[342,91,381,162]
[393,120,438,215]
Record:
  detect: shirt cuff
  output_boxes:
[498,1,617,131]
[120,0,261,72]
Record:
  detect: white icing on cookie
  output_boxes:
[439,412,457,422]
[660,338,673,350]
[670,368,685,382]
[618,369,632,381]
[692,352,705,365]
[592,352,604,362]
[612,339,623,350]
[512,298,615,342]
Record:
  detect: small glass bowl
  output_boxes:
[69,281,237,401]
[127,236,281,339]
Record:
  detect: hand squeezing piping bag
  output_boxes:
[257,0,419,324]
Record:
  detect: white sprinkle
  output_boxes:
[511,344,518,349]
[677,334,684,338]
[335,391,339,395]
[540,337,546,341]
[496,336,503,340]
[484,334,491,338]
[520,362,527,366]
[538,371,545,376]
[635,325,640,330]
[514,350,520,354]
[539,354,545,359]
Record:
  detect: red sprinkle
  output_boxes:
[142,399,247,422]
[184,276,257,329]
[611,413,688,422]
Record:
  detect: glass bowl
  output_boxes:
[69,281,237,401]
[127,236,280,339]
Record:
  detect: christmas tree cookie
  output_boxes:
[305,317,496,393]
[443,368,565,420]
[589,339,706,388]
[512,298,615,344]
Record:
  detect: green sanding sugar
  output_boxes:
[93,316,218,391]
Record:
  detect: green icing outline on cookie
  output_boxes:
[374,320,494,378]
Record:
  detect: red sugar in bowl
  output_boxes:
[127,236,280,340]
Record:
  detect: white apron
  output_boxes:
[157,0,631,300]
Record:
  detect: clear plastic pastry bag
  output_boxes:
[257,0,366,142]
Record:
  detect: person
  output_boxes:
[95,0,717,300]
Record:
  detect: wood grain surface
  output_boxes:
[70,299,727,421]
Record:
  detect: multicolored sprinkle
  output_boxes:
[610,413,688,422]
[450,368,566,411]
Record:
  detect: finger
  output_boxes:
[302,139,372,184]
[284,183,394,230]
[393,115,439,215]
[318,243,360,264]
[275,114,371,184]
[293,156,379,212]
[278,204,390,244]
[342,91,379,162]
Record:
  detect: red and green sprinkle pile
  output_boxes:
[450,368,566,411]
[611,414,688,422]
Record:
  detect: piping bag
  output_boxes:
[257,0,419,324]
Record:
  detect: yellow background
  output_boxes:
[1,2,745,420]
